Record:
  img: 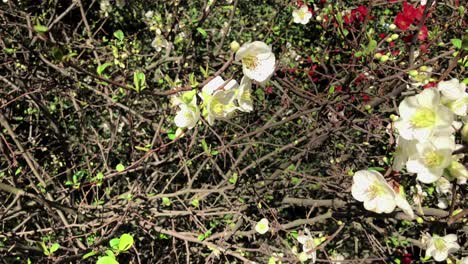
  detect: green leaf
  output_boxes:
[368,167,385,172]
[115,164,125,172]
[451,38,462,49]
[109,238,120,251]
[34,24,49,33]
[118,233,134,252]
[82,250,98,259]
[133,71,146,92]
[96,256,119,264]
[97,63,113,76]
[228,173,238,185]
[196,27,208,38]
[113,30,124,41]
[191,199,199,207]
[162,197,171,206]
[49,243,60,253]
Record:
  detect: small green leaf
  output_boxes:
[118,233,134,252]
[228,173,238,184]
[49,243,60,254]
[82,250,98,259]
[162,197,171,206]
[191,199,199,207]
[34,24,49,33]
[115,164,125,172]
[451,38,462,49]
[196,27,208,38]
[368,167,385,172]
[462,35,468,50]
[113,30,124,41]
[97,63,113,76]
[133,71,146,92]
[96,256,119,264]
[109,238,120,251]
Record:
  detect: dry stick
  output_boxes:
[282,197,450,219]
[0,113,86,250]
[408,0,434,67]
[138,217,252,263]
[214,0,239,56]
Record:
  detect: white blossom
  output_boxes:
[255,218,269,234]
[438,78,468,116]
[235,41,276,83]
[394,88,454,141]
[292,5,313,25]
[424,234,460,262]
[351,170,397,214]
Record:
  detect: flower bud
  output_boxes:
[408,70,419,77]
[380,55,389,62]
[391,34,399,40]
[374,53,382,59]
[230,41,240,52]
[389,24,397,30]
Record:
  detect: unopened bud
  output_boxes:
[230,41,240,52]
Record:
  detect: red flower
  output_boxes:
[379,33,387,39]
[395,13,413,30]
[419,44,428,53]
[353,5,368,22]
[418,25,428,41]
[308,64,317,76]
[264,86,273,94]
[361,94,370,101]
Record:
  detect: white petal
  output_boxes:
[438,79,462,101]
[202,76,225,96]
[417,88,439,108]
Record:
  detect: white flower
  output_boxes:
[100,0,112,17]
[435,177,452,194]
[236,76,254,112]
[351,170,396,214]
[200,76,239,125]
[173,91,200,129]
[145,10,154,19]
[174,104,200,129]
[446,159,468,184]
[461,257,468,264]
[330,253,345,264]
[255,218,269,234]
[438,78,468,116]
[235,41,275,83]
[436,197,449,209]
[297,228,321,263]
[406,135,454,183]
[394,88,454,141]
[151,34,170,52]
[292,5,313,25]
[424,234,460,262]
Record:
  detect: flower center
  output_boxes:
[298,10,306,20]
[411,107,436,128]
[210,99,224,116]
[434,238,446,252]
[242,55,259,70]
[367,182,386,200]
[304,239,314,250]
[241,89,252,102]
[423,151,443,168]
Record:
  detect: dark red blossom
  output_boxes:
[264,86,273,94]
[344,5,368,25]
[394,13,413,30]
[308,64,317,77]
[418,25,428,40]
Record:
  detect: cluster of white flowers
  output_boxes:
[422,233,461,262]
[351,170,414,218]
[171,41,275,136]
[392,80,467,185]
